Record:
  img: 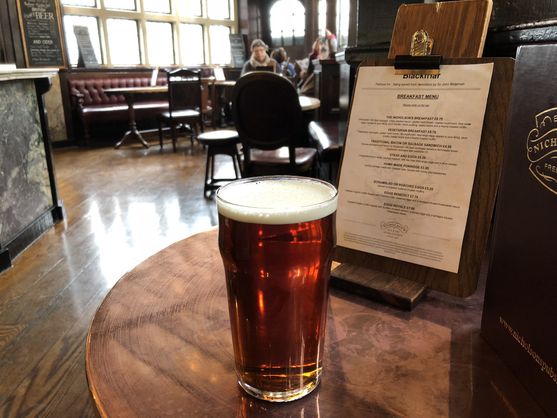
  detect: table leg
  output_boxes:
[215,85,233,128]
[115,95,150,149]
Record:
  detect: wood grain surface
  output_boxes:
[0,142,222,417]
[388,0,493,59]
[85,228,544,417]
[335,57,514,297]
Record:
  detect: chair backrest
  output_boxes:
[166,68,202,115]
[232,71,302,152]
[255,65,274,72]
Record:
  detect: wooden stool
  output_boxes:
[197,130,242,198]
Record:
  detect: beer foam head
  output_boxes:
[216,176,338,224]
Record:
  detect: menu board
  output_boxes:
[337,63,493,273]
[17,0,66,67]
[74,25,99,68]
[229,34,247,68]
[481,45,557,417]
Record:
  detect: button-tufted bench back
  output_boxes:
[69,75,167,106]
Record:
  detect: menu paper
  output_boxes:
[337,63,493,273]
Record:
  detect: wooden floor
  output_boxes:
[0,138,237,417]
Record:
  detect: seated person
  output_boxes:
[271,47,297,78]
[298,36,331,96]
[241,39,280,76]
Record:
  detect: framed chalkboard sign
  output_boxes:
[17,0,66,67]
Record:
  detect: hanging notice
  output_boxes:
[17,0,66,67]
[337,64,493,273]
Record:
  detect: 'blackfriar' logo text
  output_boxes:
[380,221,408,238]
[527,107,557,195]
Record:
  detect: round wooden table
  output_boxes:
[86,230,544,417]
[104,86,168,149]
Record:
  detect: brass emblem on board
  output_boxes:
[410,29,433,56]
[527,107,557,195]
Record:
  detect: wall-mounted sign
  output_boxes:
[229,34,247,68]
[17,0,66,67]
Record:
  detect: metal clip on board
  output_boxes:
[394,29,442,75]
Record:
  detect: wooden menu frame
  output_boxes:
[388,0,493,59]
[332,57,514,306]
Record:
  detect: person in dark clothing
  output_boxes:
[241,39,279,76]
[271,47,297,78]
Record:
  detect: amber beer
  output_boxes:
[217,176,338,402]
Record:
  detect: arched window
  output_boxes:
[270,0,305,46]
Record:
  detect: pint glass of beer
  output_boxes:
[217,176,338,402]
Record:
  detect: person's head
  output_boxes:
[312,37,326,54]
[312,37,330,59]
[271,47,287,64]
[250,39,268,63]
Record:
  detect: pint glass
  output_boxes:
[217,176,338,402]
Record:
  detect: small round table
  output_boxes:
[104,86,167,149]
[86,230,543,417]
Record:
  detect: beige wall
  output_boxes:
[43,75,67,142]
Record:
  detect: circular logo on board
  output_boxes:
[527,107,557,195]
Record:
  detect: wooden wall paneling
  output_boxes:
[0,0,10,62]
[305,0,318,54]
[2,0,25,66]
[346,0,357,48]
[245,0,258,39]
[485,0,557,58]
[8,0,25,66]
[259,1,272,47]
[313,59,340,120]
[491,0,557,28]
[485,23,557,57]
[237,0,249,35]
[326,0,337,36]
[356,0,418,48]
[237,0,263,45]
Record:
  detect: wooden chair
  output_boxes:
[308,120,345,184]
[158,68,204,152]
[232,71,317,177]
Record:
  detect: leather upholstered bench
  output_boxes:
[67,71,169,145]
